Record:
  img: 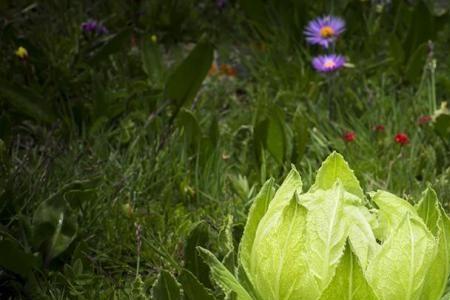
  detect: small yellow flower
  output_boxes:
[151,34,158,44]
[15,46,28,59]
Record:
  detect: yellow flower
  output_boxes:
[15,46,28,59]
[151,34,157,44]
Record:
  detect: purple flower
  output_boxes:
[216,0,227,8]
[81,19,108,35]
[312,54,346,73]
[304,16,345,48]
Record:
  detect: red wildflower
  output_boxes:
[418,115,432,125]
[343,131,356,142]
[220,64,237,77]
[394,133,409,146]
[373,124,385,133]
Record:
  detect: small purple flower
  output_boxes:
[304,16,345,48]
[81,19,108,35]
[216,0,227,8]
[312,54,346,73]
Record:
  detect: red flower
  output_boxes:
[373,124,385,133]
[343,131,356,142]
[418,115,432,125]
[394,133,409,146]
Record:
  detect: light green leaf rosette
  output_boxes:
[199,152,449,300]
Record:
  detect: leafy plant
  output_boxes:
[199,152,450,300]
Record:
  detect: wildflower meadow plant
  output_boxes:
[305,15,347,120]
[81,19,108,35]
[304,16,345,49]
[15,46,28,60]
[199,152,450,300]
[343,131,356,142]
[312,54,346,73]
[394,132,409,146]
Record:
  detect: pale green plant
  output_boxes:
[199,152,450,300]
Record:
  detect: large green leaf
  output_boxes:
[184,222,212,288]
[178,269,216,300]
[366,215,436,300]
[416,188,450,300]
[292,111,309,162]
[254,113,287,165]
[309,152,365,200]
[177,109,202,150]
[345,205,380,270]
[318,245,378,300]
[151,270,182,300]
[371,190,419,241]
[165,39,214,110]
[262,167,302,217]
[32,198,78,263]
[239,178,275,284]
[198,247,252,300]
[250,196,318,300]
[416,188,441,235]
[300,183,349,292]
[433,113,450,140]
[405,43,428,83]
[0,239,37,277]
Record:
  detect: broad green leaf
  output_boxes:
[250,196,318,300]
[366,215,436,300]
[433,113,450,140]
[265,114,286,164]
[416,188,441,235]
[177,109,202,150]
[318,245,378,300]
[179,269,216,300]
[309,152,365,200]
[151,270,182,300]
[141,39,163,82]
[237,266,262,300]
[184,222,212,288]
[263,167,302,217]
[301,183,349,292]
[165,39,214,110]
[239,178,275,284]
[405,43,428,83]
[0,239,37,277]
[253,114,286,165]
[371,190,419,241]
[292,111,309,162]
[345,205,380,270]
[197,247,252,300]
[32,199,78,262]
[416,188,450,300]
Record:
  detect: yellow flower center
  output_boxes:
[323,59,336,68]
[320,26,335,38]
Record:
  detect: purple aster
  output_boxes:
[312,54,346,73]
[304,16,345,48]
[216,0,227,8]
[81,19,98,33]
[81,19,108,35]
